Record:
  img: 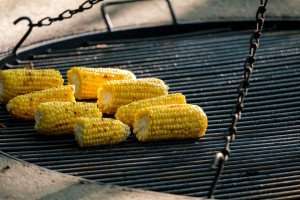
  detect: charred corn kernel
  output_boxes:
[6,85,76,120]
[116,93,186,127]
[0,68,64,103]
[74,117,130,147]
[133,104,208,142]
[35,102,101,135]
[97,78,168,114]
[67,67,136,100]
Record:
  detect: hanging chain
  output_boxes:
[208,0,268,198]
[31,0,102,27]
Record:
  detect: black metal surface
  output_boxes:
[0,25,300,200]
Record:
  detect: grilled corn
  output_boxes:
[97,78,168,114]
[6,85,75,120]
[115,93,186,126]
[0,68,64,103]
[74,117,130,147]
[35,102,101,135]
[133,104,208,142]
[67,67,136,100]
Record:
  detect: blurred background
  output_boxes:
[0,0,299,53]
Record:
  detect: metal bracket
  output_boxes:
[101,0,178,32]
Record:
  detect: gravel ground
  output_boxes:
[0,0,299,53]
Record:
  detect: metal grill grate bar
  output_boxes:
[0,28,299,199]
[22,32,300,70]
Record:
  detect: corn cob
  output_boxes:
[35,102,101,135]
[138,78,168,87]
[115,93,186,127]
[74,117,131,147]
[67,67,136,100]
[0,68,64,103]
[97,78,169,114]
[133,104,208,142]
[6,85,76,120]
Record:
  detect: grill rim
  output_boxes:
[1,20,300,67]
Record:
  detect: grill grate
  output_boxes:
[1,27,300,200]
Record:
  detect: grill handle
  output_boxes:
[101,0,178,32]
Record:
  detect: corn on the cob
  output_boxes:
[74,117,130,147]
[133,104,208,142]
[0,68,64,103]
[138,78,168,87]
[115,93,186,127]
[6,85,76,120]
[97,78,169,114]
[67,67,136,100]
[35,102,101,135]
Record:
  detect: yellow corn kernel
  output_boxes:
[138,78,168,87]
[0,68,64,103]
[97,78,168,114]
[74,117,130,147]
[115,93,186,127]
[133,104,208,142]
[35,102,101,135]
[67,67,136,100]
[6,85,76,120]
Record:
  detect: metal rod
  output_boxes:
[100,0,178,32]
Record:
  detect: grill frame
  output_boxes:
[1,21,300,200]
[1,20,299,66]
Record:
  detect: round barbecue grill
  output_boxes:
[1,1,300,199]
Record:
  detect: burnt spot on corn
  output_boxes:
[0,165,10,173]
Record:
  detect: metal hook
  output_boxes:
[0,17,34,68]
[12,16,34,57]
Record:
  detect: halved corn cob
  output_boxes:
[97,78,169,114]
[0,68,64,103]
[67,67,136,100]
[115,93,186,127]
[35,102,101,135]
[6,85,76,120]
[74,117,131,147]
[133,104,208,142]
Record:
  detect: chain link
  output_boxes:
[208,0,268,198]
[0,0,104,67]
[32,0,102,27]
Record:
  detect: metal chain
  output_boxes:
[0,0,103,67]
[208,0,268,198]
[32,0,102,27]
